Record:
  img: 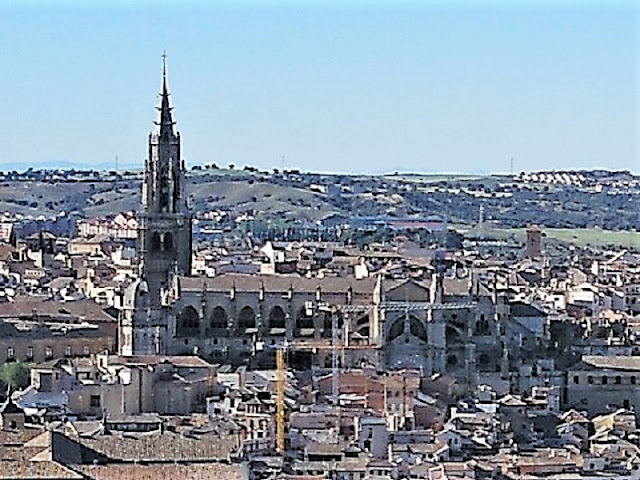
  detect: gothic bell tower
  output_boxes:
[127,55,192,355]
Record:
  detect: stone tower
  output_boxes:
[138,55,192,297]
[525,224,542,259]
[119,56,192,356]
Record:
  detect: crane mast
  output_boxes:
[332,309,339,406]
[272,292,479,455]
[276,346,285,453]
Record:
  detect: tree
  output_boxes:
[0,361,30,392]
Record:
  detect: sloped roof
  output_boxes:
[179,273,377,295]
[107,355,213,369]
[581,356,640,372]
[510,301,546,317]
[75,430,237,462]
[0,460,82,480]
[0,296,116,324]
[559,409,589,425]
[384,278,430,299]
[72,464,245,480]
[0,399,22,415]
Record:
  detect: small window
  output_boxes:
[90,395,101,408]
[151,232,161,252]
[27,347,33,359]
[83,346,90,356]
[616,376,622,385]
[164,232,173,251]
[632,376,637,385]
[45,346,53,359]
[602,376,608,385]
[588,376,594,384]
[65,346,72,357]
[7,347,14,359]
[573,375,579,384]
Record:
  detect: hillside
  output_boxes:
[0,168,637,234]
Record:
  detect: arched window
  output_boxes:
[388,319,404,341]
[176,306,199,337]
[351,314,368,337]
[269,306,286,334]
[296,308,314,336]
[446,325,463,345]
[151,232,161,252]
[476,314,490,336]
[238,306,256,330]
[409,316,428,342]
[450,313,465,330]
[356,315,369,327]
[321,312,333,338]
[210,306,227,330]
[164,232,174,251]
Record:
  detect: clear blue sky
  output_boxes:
[0,0,637,174]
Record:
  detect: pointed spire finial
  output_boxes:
[156,51,175,138]
[162,51,167,81]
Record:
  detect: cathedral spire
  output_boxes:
[156,51,175,138]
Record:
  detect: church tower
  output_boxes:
[138,55,192,297]
[120,55,192,356]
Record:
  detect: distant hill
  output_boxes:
[0,167,636,233]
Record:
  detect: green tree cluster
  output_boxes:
[0,361,30,392]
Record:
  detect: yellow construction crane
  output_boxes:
[274,304,341,455]
[276,345,285,453]
[273,299,477,454]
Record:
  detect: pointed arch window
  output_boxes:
[164,232,174,251]
[210,306,228,330]
[296,307,314,335]
[269,306,286,335]
[176,306,200,337]
[238,306,256,330]
[151,232,161,252]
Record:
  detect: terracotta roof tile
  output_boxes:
[76,430,239,462]
[73,464,244,480]
[0,295,116,323]
[179,273,377,296]
[0,461,83,479]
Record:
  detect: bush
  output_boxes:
[0,361,30,392]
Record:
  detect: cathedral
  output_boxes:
[119,61,508,381]
[119,58,192,356]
